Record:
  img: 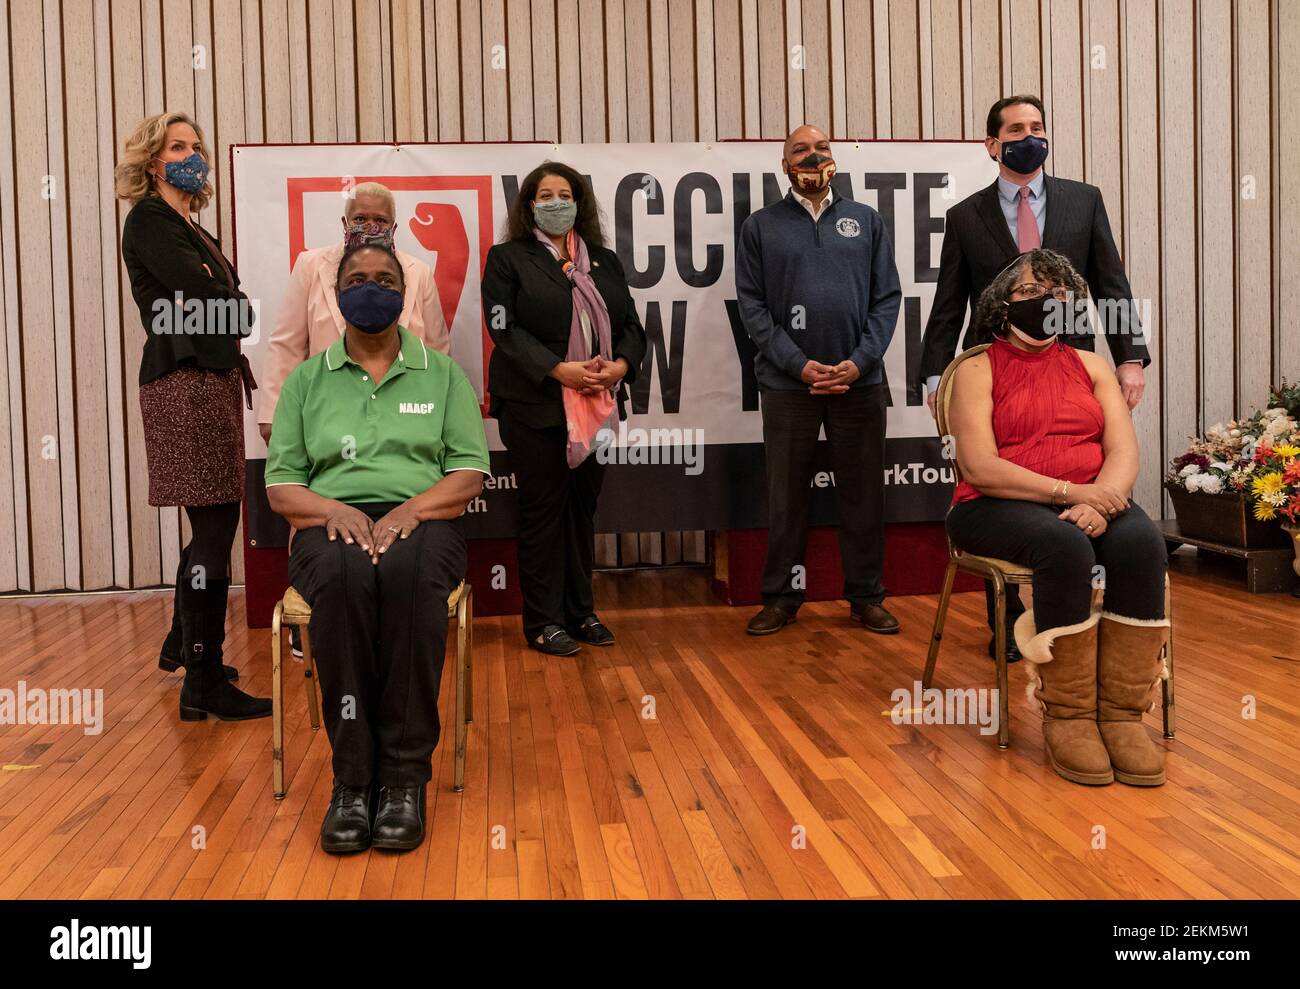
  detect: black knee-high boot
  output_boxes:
[160,546,238,681]
[178,578,271,721]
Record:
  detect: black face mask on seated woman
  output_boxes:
[1004,295,1089,342]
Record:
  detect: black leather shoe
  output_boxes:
[987,634,1022,664]
[850,603,900,634]
[569,616,615,646]
[530,625,581,656]
[372,784,426,850]
[747,605,795,636]
[320,781,372,853]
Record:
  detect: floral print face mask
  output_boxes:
[343,218,396,251]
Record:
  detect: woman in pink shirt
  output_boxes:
[258,182,450,443]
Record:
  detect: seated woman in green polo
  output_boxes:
[266,243,489,855]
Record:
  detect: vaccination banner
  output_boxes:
[230,140,993,542]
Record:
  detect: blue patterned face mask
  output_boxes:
[153,152,210,194]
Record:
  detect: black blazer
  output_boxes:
[480,238,648,425]
[122,194,254,386]
[917,175,1150,386]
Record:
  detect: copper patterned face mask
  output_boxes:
[787,151,836,193]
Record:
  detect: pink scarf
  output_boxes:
[533,225,617,467]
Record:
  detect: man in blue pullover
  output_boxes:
[737,124,903,636]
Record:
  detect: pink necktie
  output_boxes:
[1017,185,1040,250]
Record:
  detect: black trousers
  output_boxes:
[288,504,466,788]
[946,496,1167,631]
[498,406,605,639]
[759,384,887,611]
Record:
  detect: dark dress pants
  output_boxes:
[759,383,887,611]
[946,497,1167,631]
[498,406,605,640]
[288,504,466,788]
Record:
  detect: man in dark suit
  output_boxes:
[918,94,1151,662]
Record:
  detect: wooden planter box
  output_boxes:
[1164,481,1292,549]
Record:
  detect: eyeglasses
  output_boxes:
[1010,282,1072,301]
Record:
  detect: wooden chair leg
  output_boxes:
[1162,578,1176,739]
[992,573,1011,750]
[454,589,469,793]
[463,586,473,724]
[923,562,957,689]
[300,622,321,731]
[271,601,285,799]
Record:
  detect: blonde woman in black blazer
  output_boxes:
[481,161,646,656]
[116,110,270,722]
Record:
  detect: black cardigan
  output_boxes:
[480,238,648,425]
[122,195,255,385]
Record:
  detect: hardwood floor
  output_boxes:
[1,552,1298,900]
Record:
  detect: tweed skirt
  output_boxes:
[139,366,245,507]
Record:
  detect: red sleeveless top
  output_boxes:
[951,338,1105,505]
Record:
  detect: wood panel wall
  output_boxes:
[0,0,1295,592]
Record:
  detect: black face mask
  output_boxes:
[1004,296,1067,341]
[996,134,1050,175]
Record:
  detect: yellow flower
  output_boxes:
[1272,444,1300,459]
[1254,500,1277,521]
[1252,472,1287,497]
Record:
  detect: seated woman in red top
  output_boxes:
[946,249,1168,789]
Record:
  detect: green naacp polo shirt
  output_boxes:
[265,326,491,503]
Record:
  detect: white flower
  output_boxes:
[1199,475,1224,495]
[1209,461,1233,472]
[1185,474,1203,492]
[1180,463,1201,477]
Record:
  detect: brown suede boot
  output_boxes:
[1014,609,1113,785]
[1097,613,1170,786]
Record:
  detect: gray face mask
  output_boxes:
[532,197,577,235]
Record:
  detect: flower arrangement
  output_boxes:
[1247,442,1300,522]
[1166,382,1300,524]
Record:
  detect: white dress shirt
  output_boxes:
[792,186,834,220]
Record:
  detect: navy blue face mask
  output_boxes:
[996,134,1049,175]
[338,280,404,334]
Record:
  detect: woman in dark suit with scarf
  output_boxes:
[481,162,647,656]
[115,110,270,721]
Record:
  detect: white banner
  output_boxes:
[230,140,995,459]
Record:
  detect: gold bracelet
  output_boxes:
[1061,481,1070,505]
